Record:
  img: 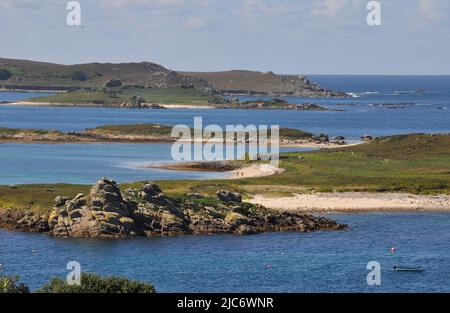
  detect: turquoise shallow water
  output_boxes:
[0,143,308,185]
[1,212,449,292]
[0,143,224,185]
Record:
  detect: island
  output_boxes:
[0,123,348,146]
[0,57,350,109]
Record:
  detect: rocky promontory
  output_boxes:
[181,70,350,98]
[0,178,346,238]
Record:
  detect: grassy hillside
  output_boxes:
[91,124,175,136]
[27,87,221,105]
[1,133,449,213]
[1,58,346,98]
[0,57,208,89]
[341,133,450,159]
[181,70,348,97]
[153,134,450,196]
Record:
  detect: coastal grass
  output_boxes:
[27,87,219,105]
[90,124,315,140]
[1,123,320,143]
[1,134,449,214]
[91,124,174,136]
[0,127,61,136]
[0,184,89,214]
[147,133,450,196]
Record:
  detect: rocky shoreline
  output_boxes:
[148,161,243,172]
[0,178,346,238]
[3,99,340,111]
[0,124,350,147]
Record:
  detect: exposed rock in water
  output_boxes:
[0,178,347,238]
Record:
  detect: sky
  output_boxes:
[1,0,450,74]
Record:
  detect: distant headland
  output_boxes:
[0,57,349,108]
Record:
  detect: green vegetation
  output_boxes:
[0,274,155,293]
[0,127,60,136]
[181,70,347,97]
[342,133,450,160]
[70,71,88,81]
[0,276,30,293]
[0,58,345,99]
[37,273,155,293]
[91,124,316,140]
[242,98,287,105]
[0,69,13,80]
[0,58,209,89]
[28,90,117,105]
[0,184,90,213]
[278,128,314,139]
[0,66,25,77]
[91,124,174,136]
[28,87,220,105]
[128,133,450,197]
[0,134,449,215]
[0,123,318,144]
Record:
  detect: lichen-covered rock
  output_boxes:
[217,190,242,203]
[54,196,70,207]
[224,211,249,227]
[1,178,346,238]
[44,178,137,238]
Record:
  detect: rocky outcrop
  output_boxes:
[103,79,122,88]
[0,178,346,238]
[219,101,334,111]
[181,70,349,98]
[217,190,242,203]
[361,135,374,141]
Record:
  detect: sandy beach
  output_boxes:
[4,102,216,109]
[6,101,104,107]
[227,164,285,179]
[248,192,450,212]
[159,104,215,109]
[279,141,361,149]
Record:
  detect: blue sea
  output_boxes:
[1,76,449,139]
[0,76,450,292]
[1,212,450,292]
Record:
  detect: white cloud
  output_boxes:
[418,0,450,20]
